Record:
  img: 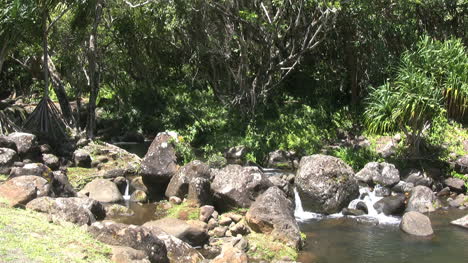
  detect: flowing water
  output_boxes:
[294,188,468,263]
[122,179,131,201]
[115,142,468,263]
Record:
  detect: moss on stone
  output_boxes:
[165,201,200,220]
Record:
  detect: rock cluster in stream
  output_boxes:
[2,131,468,261]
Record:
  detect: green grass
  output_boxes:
[165,201,200,220]
[246,232,298,261]
[0,206,112,263]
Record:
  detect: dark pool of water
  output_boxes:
[298,208,468,263]
[112,141,151,158]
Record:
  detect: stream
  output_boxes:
[112,141,468,263]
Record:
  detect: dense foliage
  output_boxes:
[0,0,466,163]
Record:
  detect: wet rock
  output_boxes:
[111,246,150,263]
[356,201,368,214]
[8,132,38,157]
[224,146,248,165]
[105,204,134,217]
[131,190,148,203]
[187,177,212,206]
[212,244,248,263]
[200,205,215,222]
[73,149,92,168]
[42,153,60,170]
[449,194,466,208]
[455,155,468,174]
[165,160,210,198]
[0,148,18,174]
[78,179,123,203]
[342,208,365,216]
[450,214,468,229]
[400,211,434,236]
[0,175,50,207]
[131,176,148,192]
[141,132,178,185]
[296,155,359,214]
[404,170,433,187]
[145,226,205,263]
[266,150,296,170]
[444,178,466,193]
[26,196,105,225]
[143,218,209,247]
[355,162,400,187]
[373,195,406,215]
[88,221,169,263]
[437,187,451,197]
[211,165,272,211]
[375,186,392,197]
[406,186,436,213]
[392,181,414,193]
[246,187,301,249]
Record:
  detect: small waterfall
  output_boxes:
[123,179,131,201]
[348,186,400,224]
[294,188,322,222]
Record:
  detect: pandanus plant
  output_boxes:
[22,0,75,141]
[365,36,468,156]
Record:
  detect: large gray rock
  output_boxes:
[88,221,169,263]
[51,171,76,197]
[26,196,105,225]
[187,177,212,206]
[296,155,359,214]
[141,132,178,185]
[355,162,400,187]
[42,153,60,170]
[246,187,301,249]
[400,211,434,236]
[373,195,406,215]
[73,149,92,168]
[444,178,466,193]
[7,132,37,157]
[450,214,468,229]
[78,178,123,203]
[406,185,436,213]
[165,160,211,204]
[0,175,50,207]
[0,135,17,150]
[391,181,414,193]
[0,147,18,174]
[9,163,53,179]
[143,218,209,247]
[144,225,205,263]
[404,170,433,187]
[211,165,272,211]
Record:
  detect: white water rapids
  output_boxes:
[123,179,131,201]
[294,186,401,224]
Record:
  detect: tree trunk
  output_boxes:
[47,55,75,126]
[42,11,49,98]
[0,38,9,74]
[86,0,103,139]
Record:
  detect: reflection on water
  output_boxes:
[298,208,468,263]
[105,201,165,225]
